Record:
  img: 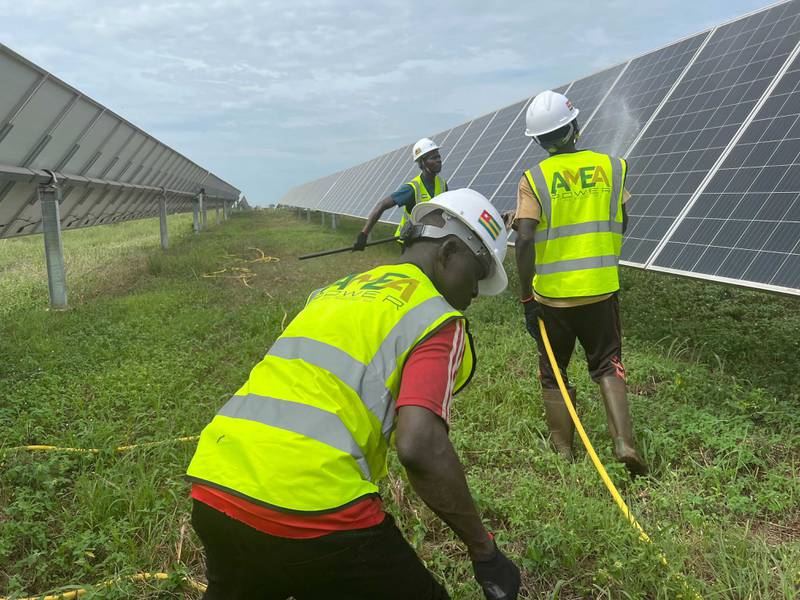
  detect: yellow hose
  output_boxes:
[538,317,701,599]
[2,436,199,455]
[0,572,207,600]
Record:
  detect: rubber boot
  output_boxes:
[541,387,576,462]
[598,376,648,477]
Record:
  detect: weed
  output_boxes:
[0,210,798,599]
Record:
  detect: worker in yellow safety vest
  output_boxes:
[187,189,520,600]
[510,90,647,477]
[355,137,447,250]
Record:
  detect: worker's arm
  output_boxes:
[395,406,494,560]
[361,196,395,237]
[515,218,538,299]
[622,188,630,234]
[354,196,395,250]
[622,204,628,234]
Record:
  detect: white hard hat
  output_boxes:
[410,189,508,296]
[524,90,580,137]
[412,138,440,162]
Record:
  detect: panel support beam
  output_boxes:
[200,190,207,229]
[159,189,169,250]
[331,214,337,230]
[38,174,68,309]
[192,196,201,234]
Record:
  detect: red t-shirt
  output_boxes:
[191,320,466,538]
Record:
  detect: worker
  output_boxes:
[511,90,647,477]
[354,137,447,250]
[187,188,520,600]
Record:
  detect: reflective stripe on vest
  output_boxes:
[219,393,373,480]
[187,263,474,513]
[525,151,626,297]
[395,175,446,236]
[267,294,459,439]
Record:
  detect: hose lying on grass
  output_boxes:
[538,317,702,599]
[1,436,198,454]
[203,247,280,288]
[0,572,207,600]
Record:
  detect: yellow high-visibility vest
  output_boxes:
[524,150,626,298]
[395,174,447,238]
[187,263,474,513]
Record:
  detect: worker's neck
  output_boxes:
[397,244,437,282]
[551,142,579,155]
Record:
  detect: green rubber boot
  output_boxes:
[598,377,648,477]
[541,387,577,462]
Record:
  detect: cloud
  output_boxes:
[0,0,773,204]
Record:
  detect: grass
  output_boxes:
[1,209,798,599]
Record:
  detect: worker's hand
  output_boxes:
[353,232,368,251]
[501,210,517,231]
[522,296,542,338]
[472,542,521,600]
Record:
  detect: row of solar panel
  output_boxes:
[279,0,800,295]
[0,42,240,239]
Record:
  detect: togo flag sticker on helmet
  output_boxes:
[478,210,501,240]
[409,188,508,296]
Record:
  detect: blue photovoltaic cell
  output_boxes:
[447,101,525,190]
[622,1,800,265]
[344,153,394,215]
[652,42,800,290]
[440,112,496,178]
[580,33,710,156]
[468,99,531,203]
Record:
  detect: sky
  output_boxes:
[0,0,779,205]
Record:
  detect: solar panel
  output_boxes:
[354,151,401,213]
[340,155,387,215]
[447,101,526,190]
[580,34,711,157]
[439,112,497,181]
[650,43,800,292]
[0,42,238,240]
[622,1,800,265]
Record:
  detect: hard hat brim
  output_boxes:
[524,107,580,137]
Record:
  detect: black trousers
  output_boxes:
[191,500,450,600]
[533,293,625,389]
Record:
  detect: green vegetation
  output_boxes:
[1,210,797,599]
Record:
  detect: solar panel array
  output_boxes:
[0,42,240,239]
[279,0,800,296]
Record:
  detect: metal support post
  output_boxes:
[215,206,220,225]
[331,214,337,230]
[38,172,68,310]
[321,212,325,226]
[192,197,201,234]
[223,201,229,220]
[200,190,207,229]
[306,208,311,222]
[159,191,169,250]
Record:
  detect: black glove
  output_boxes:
[353,232,368,251]
[472,542,521,600]
[522,297,543,338]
